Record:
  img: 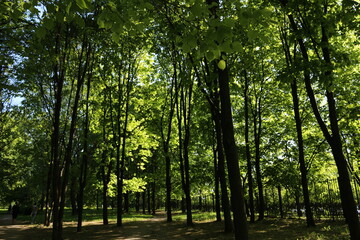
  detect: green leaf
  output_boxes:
[43,17,54,30]
[76,0,88,10]
[66,2,72,14]
[111,32,120,43]
[35,27,47,39]
[247,29,258,40]
[205,51,214,61]
[97,18,105,28]
[231,41,242,52]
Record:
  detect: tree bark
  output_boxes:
[218,64,249,240]
[160,67,176,222]
[212,99,233,232]
[290,79,315,226]
[253,95,265,221]
[244,70,255,223]
[277,186,284,218]
[77,48,92,232]
[212,145,221,222]
[279,3,360,237]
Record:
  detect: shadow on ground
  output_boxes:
[0,214,232,240]
[0,213,349,240]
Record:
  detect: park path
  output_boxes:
[0,212,231,240]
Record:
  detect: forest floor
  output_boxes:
[0,211,350,240]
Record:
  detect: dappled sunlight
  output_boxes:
[0,212,350,239]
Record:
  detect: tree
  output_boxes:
[276,0,360,238]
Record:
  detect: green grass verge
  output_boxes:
[15,208,154,224]
[172,210,218,222]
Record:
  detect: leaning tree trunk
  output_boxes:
[77,51,92,232]
[280,23,315,226]
[58,37,89,236]
[279,1,360,238]
[211,92,233,233]
[290,79,315,226]
[218,61,249,240]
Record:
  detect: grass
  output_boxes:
[11,208,154,224]
[249,218,349,240]
[167,210,349,239]
[172,210,218,222]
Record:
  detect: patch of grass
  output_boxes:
[15,208,154,224]
[172,211,218,222]
[0,209,8,215]
[249,218,350,240]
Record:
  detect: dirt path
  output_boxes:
[0,213,232,240]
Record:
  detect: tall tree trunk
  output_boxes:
[174,56,193,226]
[253,96,265,221]
[290,79,315,226]
[254,109,265,221]
[160,69,176,222]
[151,181,156,215]
[277,186,284,218]
[100,93,111,225]
[51,23,68,240]
[279,22,315,227]
[147,187,151,214]
[193,56,232,232]
[142,190,146,214]
[183,71,194,225]
[218,63,249,240]
[279,2,360,237]
[57,38,90,237]
[70,176,77,215]
[136,192,140,212]
[44,151,53,227]
[244,70,255,223]
[213,102,233,233]
[212,145,221,222]
[119,76,131,222]
[77,57,92,232]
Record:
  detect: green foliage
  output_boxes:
[0,2,358,240]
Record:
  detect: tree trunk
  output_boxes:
[280,4,360,238]
[278,186,284,218]
[124,192,129,213]
[147,187,151,214]
[57,39,89,236]
[218,63,249,240]
[244,70,255,223]
[101,97,112,225]
[51,23,65,240]
[77,54,92,232]
[290,79,315,226]
[70,176,77,215]
[136,192,140,212]
[161,73,176,222]
[142,190,146,214]
[213,146,221,222]
[213,105,233,232]
[295,192,302,218]
[44,151,53,227]
[253,97,265,221]
[151,181,156,215]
